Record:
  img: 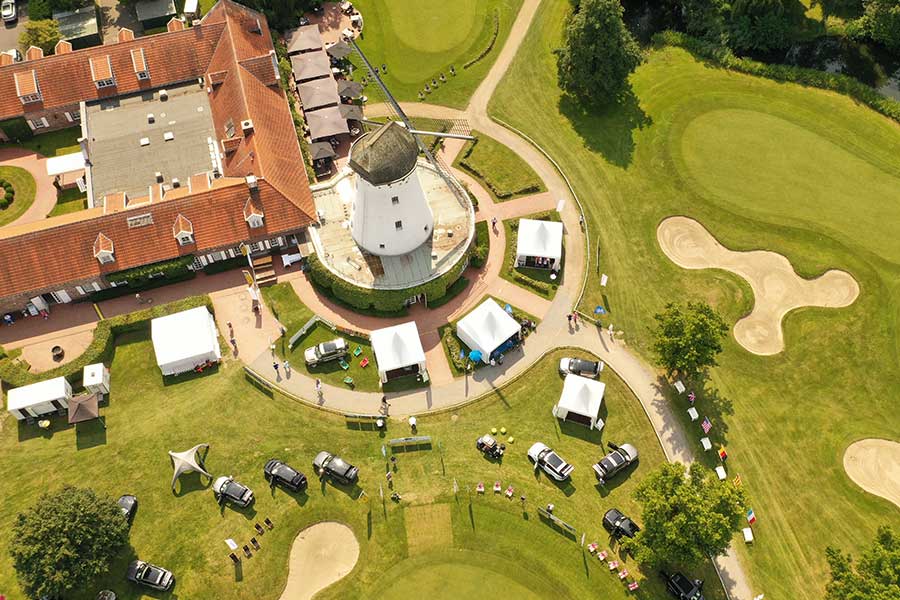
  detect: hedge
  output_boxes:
[307,248,471,314]
[202,255,248,275]
[0,118,33,142]
[106,255,195,284]
[426,276,470,309]
[88,271,196,302]
[471,221,490,268]
[655,30,900,125]
[463,10,500,69]
[0,295,213,389]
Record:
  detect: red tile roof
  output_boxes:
[118,28,136,43]
[13,71,38,96]
[25,47,44,61]
[89,55,114,81]
[54,40,73,55]
[173,213,193,235]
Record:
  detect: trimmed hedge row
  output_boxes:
[0,296,213,389]
[307,249,471,314]
[471,221,490,268]
[464,10,500,69]
[106,256,195,284]
[441,325,467,372]
[655,31,900,125]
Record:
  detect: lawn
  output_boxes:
[0,333,724,598]
[490,1,900,597]
[1,127,81,157]
[500,211,563,300]
[350,0,523,108]
[48,188,88,217]
[454,130,546,202]
[0,166,36,227]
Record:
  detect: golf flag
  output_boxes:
[580,532,586,547]
[701,417,712,434]
[718,446,728,462]
[747,508,757,525]
[733,474,743,487]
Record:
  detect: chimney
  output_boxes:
[241,119,254,134]
[246,174,258,191]
[54,40,73,55]
[24,46,44,61]
[117,28,135,43]
[167,17,185,32]
[0,53,12,67]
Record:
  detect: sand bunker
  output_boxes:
[844,439,900,509]
[279,522,359,600]
[657,217,859,355]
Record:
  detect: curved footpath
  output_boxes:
[244,0,755,597]
[0,147,59,225]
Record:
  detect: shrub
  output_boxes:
[441,327,468,372]
[105,255,195,284]
[464,10,500,69]
[654,30,900,125]
[0,118,34,142]
[471,221,490,268]
[0,198,8,210]
[202,255,248,275]
[427,276,469,309]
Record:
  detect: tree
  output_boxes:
[653,301,728,378]
[825,526,900,600]
[729,0,804,52]
[10,486,129,599]
[631,463,747,566]
[857,0,900,51]
[683,0,731,44]
[555,0,643,105]
[18,20,61,55]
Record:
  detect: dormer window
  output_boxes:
[93,233,115,264]
[248,215,263,228]
[173,214,194,245]
[131,48,149,81]
[14,71,41,104]
[244,197,264,228]
[90,56,116,90]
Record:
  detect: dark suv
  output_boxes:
[313,451,359,485]
[602,508,640,539]
[264,459,308,492]
[661,571,705,600]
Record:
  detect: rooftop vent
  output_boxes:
[246,174,258,190]
[155,172,163,183]
[241,119,254,133]
[163,131,174,141]
[159,89,168,101]
[172,178,181,188]
[147,113,155,124]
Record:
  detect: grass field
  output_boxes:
[454,130,546,202]
[501,212,563,299]
[1,127,81,158]
[490,0,900,597]
[0,335,723,598]
[0,166,36,227]
[48,188,88,217]
[351,0,523,108]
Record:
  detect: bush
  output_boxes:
[105,255,195,285]
[441,326,468,372]
[654,30,900,125]
[88,270,196,302]
[471,221,490,268]
[427,276,470,309]
[464,10,500,69]
[0,118,34,142]
[202,255,248,274]
[0,198,8,210]
[27,0,50,20]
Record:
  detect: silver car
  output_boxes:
[527,442,574,481]
[304,337,348,366]
[1,0,17,22]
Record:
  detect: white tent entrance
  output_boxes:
[456,298,522,364]
[151,307,222,376]
[370,321,427,383]
[552,374,605,430]
[169,443,212,491]
[516,218,563,270]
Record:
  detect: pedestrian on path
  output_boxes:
[567,313,572,329]
[283,360,291,376]
[315,378,323,399]
[608,323,614,342]
[572,312,578,326]
[381,396,390,415]
[491,216,498,233]
[273,361,280,377]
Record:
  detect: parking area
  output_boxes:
[0,2,28,54]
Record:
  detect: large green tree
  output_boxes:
[653,301,728,378]
[631,463,748,566]
[18,20,61,55]
[825,526,900,600]
[682,0,731,44]
[10,486,129,599]
[857,0,900,51]
[729,0,804,52]
[555,0,643,105]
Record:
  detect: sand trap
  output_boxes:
[844,439,900,509]
[657,216,859,355]
[279,522,359,600]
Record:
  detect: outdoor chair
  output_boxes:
[628,581,639,591]
[243,545,252,558]
[359,357,369,368]
[255,523,265,535]
[597,550,608,560]
[250,537,260,550]
[264,517,274,529]
[339,359,350,370]
[588,543,598,553]
[343,376,354,387]
[493,481,501,493]
[353,346,362,357]
[229,552,240,564]
[476,482,485,493]
[618,569,629,580]
[505,486,514,498]
[608,560,619,570]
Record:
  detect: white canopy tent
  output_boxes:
[516,218,563,269]
[169,443,212,490]
[552,374,605,430]
[151,307,221,376]
[6,376,72,421]
[370,321,427,383]
[45,152,86,176]
[456,298,521,364]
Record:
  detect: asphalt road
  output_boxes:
[0,3,28,54]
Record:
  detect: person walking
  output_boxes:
[315,378,323,399]
[273,361,280,376]
[608,323,614,341]
[283,359,291,375]
[567,313,573,327]
[572,312,578,326]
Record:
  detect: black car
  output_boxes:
[116,494,138,524]
[602,508,640,539]
[126,560,174,591]
[212,476,255,508]
[264,458,308,492]
[558,357,603,378]
[592,442,639,484]
[313,451,359,485]
[476,434,505,459]
[661,571,705,600]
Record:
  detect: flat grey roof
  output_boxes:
[85,82,218,201]
[53,6,99,39]
[135,0,177,21]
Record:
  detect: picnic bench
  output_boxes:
[344,413,382,430]
[388,435,432,452]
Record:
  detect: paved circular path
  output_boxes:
[657,216,859,355]
[278,522,359,600]
[843,439,900,509]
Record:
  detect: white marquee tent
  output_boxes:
[6,376,72,421]
[552,374,605,430]
[169,443,211,490]
[456,298,521,364]
[370,321,427,383]
[151,307,221,376]
[516,218,563,269]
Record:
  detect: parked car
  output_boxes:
[527,442,574,481]
[558,357,603,378]
[126,560,174,591]
[1,0,17,23]
[264,458,308,492]
[602,508,640,539]
[476,433,505,459]
[592,442,639,483]
[660,571,705,600]
[116,494,138,524]
[212,476,255,508]
[313,450,359,485]
[304,337,348,366]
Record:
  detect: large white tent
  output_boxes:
[516,218,563,269]
[151,307,221,376]
[456,298,521,364]
[169,443,211,490]
[370,321,427,383]
[552,374,605,430]
[6,376,72,421]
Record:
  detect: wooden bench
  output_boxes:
[388,435,432,452]
[345,413,383,430]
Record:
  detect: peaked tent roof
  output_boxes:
[297,76,340,110]
[516,218,563,261]
[285,24,323,54]
[169,443,212,490]
[557,374,605,427]
[290,50,332,81]
[456,298,521,361]
[370,321,426,373]
[68,393,100,424]
[349,121,419,185]
[306,104,349,140]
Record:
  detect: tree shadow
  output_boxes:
[558,86,652,169]
[75,418,107,450]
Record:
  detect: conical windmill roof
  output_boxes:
[349,121,419,185]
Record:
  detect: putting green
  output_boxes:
[381,0,478,54]
[678,109,900,264]
[373,551,545,600]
